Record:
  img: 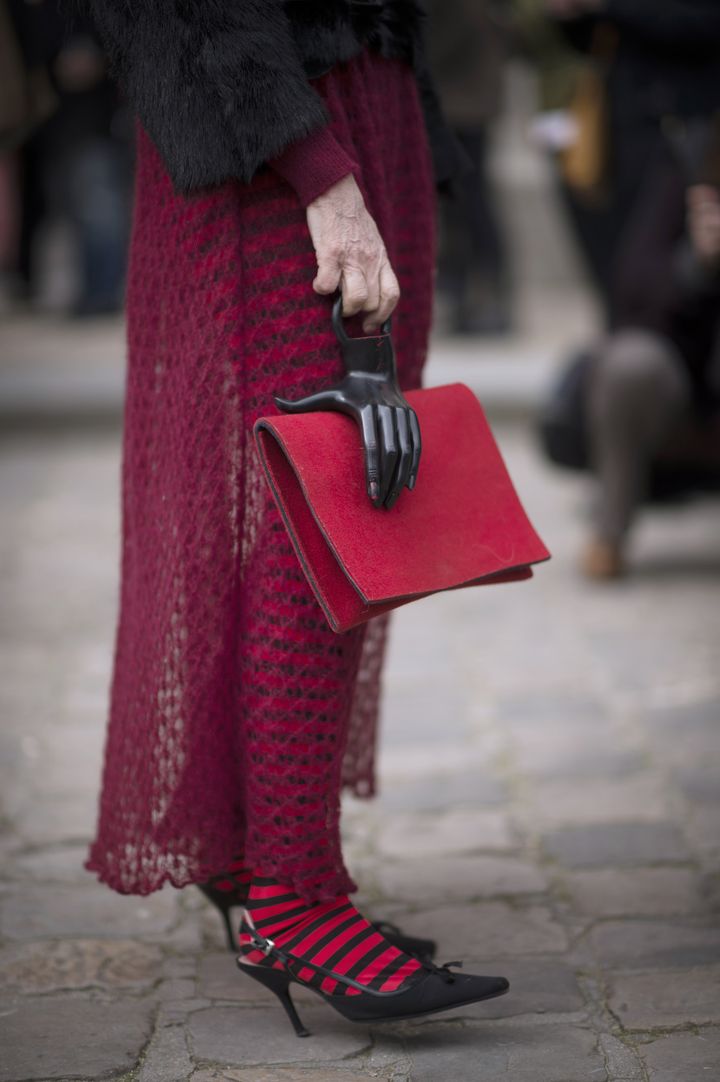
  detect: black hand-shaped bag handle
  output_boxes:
[331,294,392,343]
[274,297,421,510]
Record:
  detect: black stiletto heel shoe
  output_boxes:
[197,882,437,959]
[238,961,311,1037]
[236,912,509,1037]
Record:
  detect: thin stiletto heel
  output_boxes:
[218,908,235,952]
[196,883,237,951]
[237,958,310,1038]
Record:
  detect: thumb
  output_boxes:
[274,389,335,414]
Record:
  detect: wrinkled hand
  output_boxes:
[306,174,401,333]
[275,297,421,510]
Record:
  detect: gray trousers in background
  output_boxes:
[588,329,692,543]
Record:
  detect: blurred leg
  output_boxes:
[63,138,132,314]
[439,125,510,335]
[17,135,47,299]
[588,329,691,546]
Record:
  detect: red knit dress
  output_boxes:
[86,50,436,903]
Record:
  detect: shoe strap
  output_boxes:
[239,909,460,996]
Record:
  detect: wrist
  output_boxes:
[269,127,360,208]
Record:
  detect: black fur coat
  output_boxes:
[81,0,458,194]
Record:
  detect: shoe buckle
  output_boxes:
[251,931,276,957]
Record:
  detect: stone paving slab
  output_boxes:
[398,903,569,958]
[404,1020,606,1082]
[11,795,98,848]
[9,844,95,885]
[541,821,690,869]
[0,938,163,994]
[598,1034,645,1080]
[607,965,720,1029]
[198,953,260,1005]
[0,994,156,1081]
[187,1005,371,1066]
[374,808,516,859]
[519,776,674,831]
[508,721,644,781]
[375,856,548,903]
[686,805,720,864]
[371,768,509,811]
[0,882,178,940]
[589,919,720,971]
[494,694,611,727]
[672,765,720,803]
[639,1028,720,1080]
[563,868,707,918]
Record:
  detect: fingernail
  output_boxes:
[408,475,416,490]
[369,481,379,501]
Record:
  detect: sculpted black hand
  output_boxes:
[275,296,422,510]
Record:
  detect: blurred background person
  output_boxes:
[548,0,720,326]
[529,0,720,577]
[515,0,617,316]
[428,0,514,336]
[5,0,132,316]
[0,0,56,300]
[583,137,720,579]
[519,0,720,324]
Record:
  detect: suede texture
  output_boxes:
[255,383,550,632]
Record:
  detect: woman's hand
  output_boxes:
[306,174,400,333]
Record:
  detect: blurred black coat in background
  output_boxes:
[555,0,720,322]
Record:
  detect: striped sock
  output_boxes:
[206,855,252,898]
[239,875,423,997]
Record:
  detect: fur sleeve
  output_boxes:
[84,0,329,192]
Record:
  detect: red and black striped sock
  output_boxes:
[239,875,423,996]
[205,855,252,899]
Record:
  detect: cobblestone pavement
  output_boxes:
[1,419,719,1082]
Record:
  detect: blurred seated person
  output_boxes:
[582,138,720,579]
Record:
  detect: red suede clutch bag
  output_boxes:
[254,383,550,633]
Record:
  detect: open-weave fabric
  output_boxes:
[86,51,435,902]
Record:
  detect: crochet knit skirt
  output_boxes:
[86,50,436,901]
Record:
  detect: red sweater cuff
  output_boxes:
[269,126,359,207]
